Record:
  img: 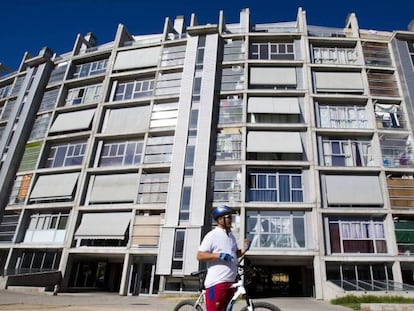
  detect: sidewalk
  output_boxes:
[0,289,352,311]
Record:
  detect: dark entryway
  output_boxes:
[246,265,313,298]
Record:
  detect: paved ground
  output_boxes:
[0,289,353,311]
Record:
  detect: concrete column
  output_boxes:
[119,253,132,296]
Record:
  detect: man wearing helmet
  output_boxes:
[197,205,250,311]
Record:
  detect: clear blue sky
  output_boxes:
[1,0,413,70]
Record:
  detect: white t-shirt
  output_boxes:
[198,227,238,288]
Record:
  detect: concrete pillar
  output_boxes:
[119,253,132,296]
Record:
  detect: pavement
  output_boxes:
[0,289,353,311]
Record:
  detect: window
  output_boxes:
[161,44,186,67]
[143,135,174,164]
[213,170,241,202]
[72,59,108,78]
[362,41,391,67]
[326,262,393,290]
[8,174,32,205]
[0,84,11,99]
[394,219,414,255]
[113,78,154,101]
[367,71,399,97]
[221,66,244,91]
[0,212,20,243]
[48,63,67,85]
[249,67,297,89]
[247,211,306,249]
[138,172,169,204]
[172,230,185,270]
[408,41,414,67]
[328,218,387,254]
[216,129,242,160]
[150,101,178,128]
[1,99,15,120]
[10,75,26,97]
[38,88,59,112]
[98,139,143,167]
[313,72,364,94]
[312,46,357,64]
[88,174,138,204]
[132,213,162,248]
[18,142,42,172]
[29,113,51,141]
[321,138,373,167]
[44,140,87,168]
[218,97,243,124]
[375,103,404,129]
[15,250,61,274]
[65,84,102,106]
[223,39,245,62]
[380,134,414,168]
[318,104,367,129]
[250,42,294,60]
[23,213,68,244]
[247,171,303,202]
[155,71,182,96]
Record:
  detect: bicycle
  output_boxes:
[173,257,280,311]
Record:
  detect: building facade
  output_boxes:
[1,8,414,300]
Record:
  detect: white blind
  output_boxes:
[325,175,383,205]
[113,46,161,70]
[49,109,95,133]
[247,131,303,153]
[248,97,300,114]
[89,173,139,203]
[250,67,296,85]
[75,212,131,239]
[314,72,364,92]
[30,172,79,201]
[103,106,150,134]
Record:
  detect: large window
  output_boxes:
[247,211,306,249]
[137,172,169,204]
[318,104,368,129]
[312,46,357,64]
[143,135,174,164]
[327,218,387,254]
[150,101,178,128]
[72,59,108,78]
[221,66,244,91]
[8,174,32,205]
[326,262,393,291]
[44,140,87,168]
[247,171,303,202]
[38,88,59,112]
[218,97,243,125]
[113,78,154,101]
[65,84,102,106]
[23,213,68,244]
[250,42,294,60]
[161,44,186,67]
[321,138,373,167]
[155,71,182,96]
[29,113,51,141]
[213,170,242,203]
[216,129,242,160]
[14,250,61,274]
[394,219,414,255]
[97,139,143,167]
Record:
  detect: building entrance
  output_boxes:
[245,262,314,297]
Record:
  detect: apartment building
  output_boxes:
[1,8,414,300]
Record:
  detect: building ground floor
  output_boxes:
[3,250,414,300]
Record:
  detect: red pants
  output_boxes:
[205,282,235,311]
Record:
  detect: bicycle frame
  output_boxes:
[226,278,253,311]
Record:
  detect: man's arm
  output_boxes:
[197,250,220,261]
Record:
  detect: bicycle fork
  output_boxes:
[226,281,253,311]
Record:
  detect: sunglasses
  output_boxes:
[223,214,233,219]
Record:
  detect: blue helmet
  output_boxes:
[211,205,235,220]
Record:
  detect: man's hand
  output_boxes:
[219,253,233,262]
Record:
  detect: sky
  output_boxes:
[1,0,414,70]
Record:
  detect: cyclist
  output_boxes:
[197,205,250,311]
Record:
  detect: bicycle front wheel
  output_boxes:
[240,301,281,311]
[173,299,204,311]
